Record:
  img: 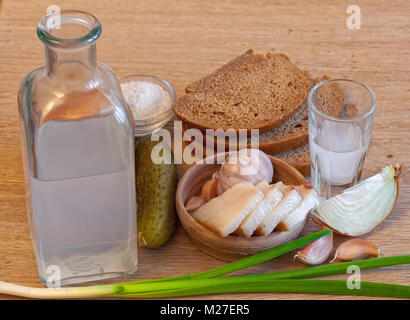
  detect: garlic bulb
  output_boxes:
[216,149,273,195]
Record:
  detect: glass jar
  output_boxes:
[120,74,176,137]
[18,10,138,286]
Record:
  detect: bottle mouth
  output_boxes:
[37,9,101,48]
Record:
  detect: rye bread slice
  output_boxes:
[256,75,344,153]
[181,75,344,155]
[180,98,309,154]
[174,49,309,134]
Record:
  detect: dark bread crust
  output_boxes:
[174,49,310,134]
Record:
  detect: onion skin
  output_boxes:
[334,239,379,262]
[313,165,401,237]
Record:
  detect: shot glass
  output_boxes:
[308,79,377,199]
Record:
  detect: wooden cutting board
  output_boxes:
[0,0,409,300]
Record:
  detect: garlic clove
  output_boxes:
[212,171,225,196]
[185,195,207,212]
[295,230,333,265]
[333,239,379,262]
[216,180,225,196]
[201,178,219,201]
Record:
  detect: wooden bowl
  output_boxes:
[176,155,307,261]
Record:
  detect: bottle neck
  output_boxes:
[45,43,97,75]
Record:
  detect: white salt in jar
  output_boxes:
[120,74,176,137]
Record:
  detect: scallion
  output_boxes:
[119,278,410,299]
[0,230,408,299]
[124,229,332,284]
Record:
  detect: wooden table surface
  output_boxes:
[0,0,409,300]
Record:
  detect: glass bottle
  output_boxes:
[18,10,138,286]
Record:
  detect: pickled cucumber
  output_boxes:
[135,136,177,248]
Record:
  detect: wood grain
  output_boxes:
[0,0,409,300]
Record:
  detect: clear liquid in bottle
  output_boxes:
[18,10,138,286]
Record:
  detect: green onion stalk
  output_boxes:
[0,230,409,299]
